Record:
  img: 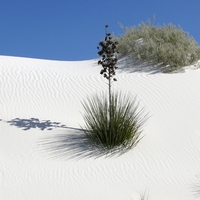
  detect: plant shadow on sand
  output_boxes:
[117,56,182,74]
[5,118,132,159]
[40,128,109,160]
[6,118,68,131]
[40,128,132,160]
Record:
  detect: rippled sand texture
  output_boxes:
[1,55,200,200]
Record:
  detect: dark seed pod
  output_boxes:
[97,25,118,82]
[98,50,104,56]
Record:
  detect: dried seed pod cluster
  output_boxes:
[97,25,118,81]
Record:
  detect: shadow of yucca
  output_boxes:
[6,118,68,131]
[39,128,109,160]
[81,92,149,155]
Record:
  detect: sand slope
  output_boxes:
[1,55,200,199]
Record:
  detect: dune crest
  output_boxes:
[1,55,200,199]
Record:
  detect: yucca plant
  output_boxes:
[82,92,148,153]
[81,25,148,154]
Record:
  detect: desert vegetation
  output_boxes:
[116,19,200,72]
[82,92,147,153]
[81,25,148,154]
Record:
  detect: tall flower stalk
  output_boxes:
[81,25,148,153]
[97,25,118,130]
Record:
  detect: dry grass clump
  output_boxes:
[116,19,200,72]
[81,92,148,154]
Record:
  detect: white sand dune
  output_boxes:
[1,55,200,199]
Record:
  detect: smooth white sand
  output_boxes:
[1,55,200,199]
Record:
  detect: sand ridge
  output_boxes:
[1,55,200,199]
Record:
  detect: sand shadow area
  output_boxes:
[39,128,108,160]
[6,118,68,131]
[4,117,129,159]
[117,55,178,74]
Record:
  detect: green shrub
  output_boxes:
[81,92,148,154]
[116,20,200,72]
